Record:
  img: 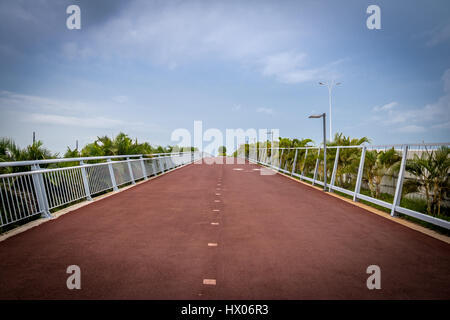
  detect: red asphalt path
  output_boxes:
[0,158,449,299]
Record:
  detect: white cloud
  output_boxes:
[61,42,93,60]
[426,24,450,47]
[71,1,296,66]
[256,107,274,115]
[373,101,397,112]
[260,51,343,84]
[371,69,450,132]
[0,91,143,129]
[112,95,129,104]
[261,51,307,77]
[432,121,450,129]
[443,68,450,93]
[232,104,241,111]
[25,113,140,129]
[0,90,77,112]
[57,1,342,84]
[396,125,425,133]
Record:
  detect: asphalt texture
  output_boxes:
[0,158,449,299]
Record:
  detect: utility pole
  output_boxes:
[33,132,35,144]
[319,80,341,142]
[308,113,327,191]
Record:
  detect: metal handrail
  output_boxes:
[258,142,450,150]
[0,151,195,168]
[0,151,205,230]
[247,142,450,230]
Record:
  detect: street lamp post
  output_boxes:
[308,113,327,191]
[319,81,341,142]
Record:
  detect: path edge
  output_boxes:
[256,162,450,245]
[0,160,200,243]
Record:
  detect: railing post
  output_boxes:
[353,146,366,201]
[270,149,274,166]
[107,159,119,191]
[391,145,408,216]
[151,159,157,176]
[31,164,51,218]
[127,157,136,184]
[158,156,165,173]
[79,161,92,201]
[312,148,321,185]
[300,149,308,180]
[164,157,169,171]
[329,147,340,192]
[279,149,284,170]
[140,156,148,180]
[291,149,298,176]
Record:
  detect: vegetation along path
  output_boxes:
[0,159,449,299]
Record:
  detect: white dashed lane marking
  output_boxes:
[203,279,216,285]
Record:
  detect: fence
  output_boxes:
[0,152,204,231]
[248,143,450,230]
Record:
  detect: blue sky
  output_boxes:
[0,0,449,154]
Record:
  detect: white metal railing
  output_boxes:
[246,143,450,230]
[0,151,204,230]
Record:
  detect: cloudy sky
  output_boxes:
[0,0,449,154]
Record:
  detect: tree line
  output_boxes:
[0,132,196,173]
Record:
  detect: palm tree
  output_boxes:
[64,147,80,158]
[329,133,370,189]
[404,146,450,216]
[80,133,155,157]
[218,146,227,156]
[0,138,55,173]
[0,137,22,162]
[364,148,401,198]
[24,141,55,161]
[290,138,314,174]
